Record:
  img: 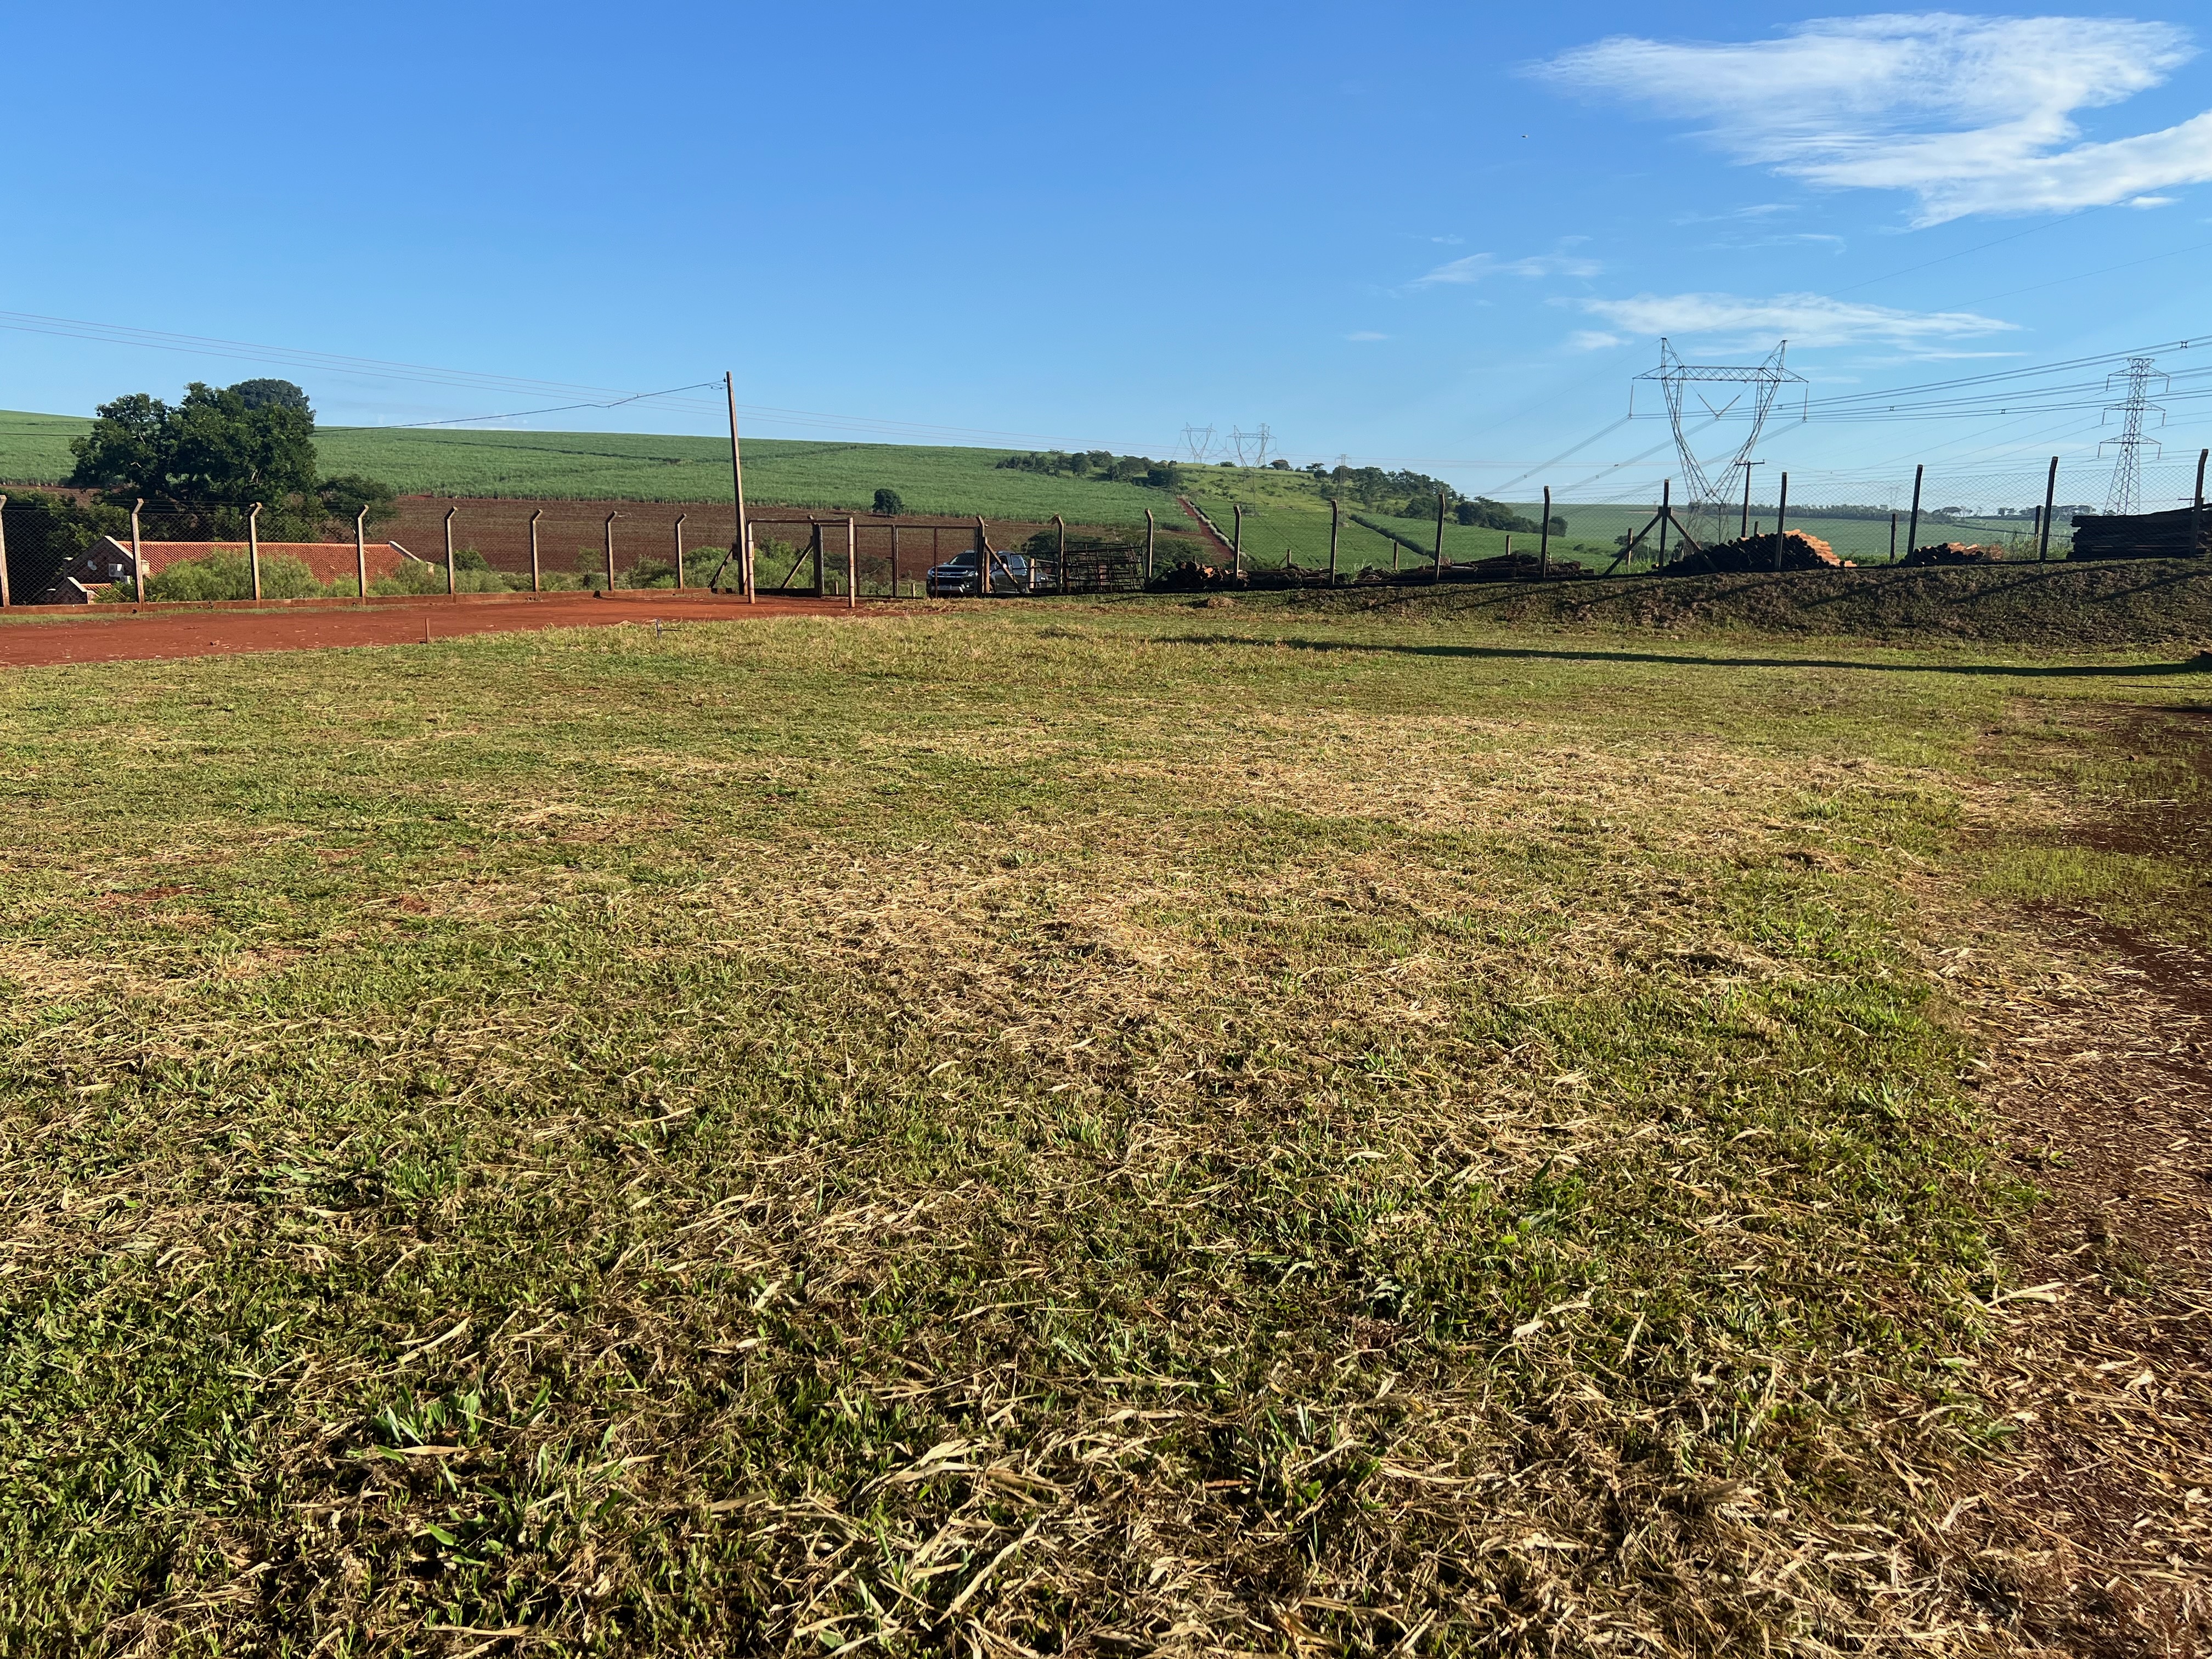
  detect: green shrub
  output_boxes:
[137,549,326,602]
[370,558,450,597]
[619,558,676,589]
[872,488,904,516]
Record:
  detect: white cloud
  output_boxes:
[1534,14,2212,224]
[1567,330,1628,350]
[1410,251,1602,286]
[1346,331,1389,341]
[1576,290,2019,349]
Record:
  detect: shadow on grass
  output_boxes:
[1161,634,2212,679]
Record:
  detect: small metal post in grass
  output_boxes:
[845,516,857,609]
[131,498,144,601]
[0,496,10,608]
[2040,457,2057,562]
[674,513,687,589]
[249,502,263,601]
[603,511,619,590]
[1538,486,1551,580]
[1905,464,1924,562]
[1328,495,1339,586]
[1772,472,1789,571]
[1232,504,1243,579]
[356,506,369,598]
[1433,489,1446,582]
[529,509,543,591]
[443,506,459,595]
[1145,508,1155,585]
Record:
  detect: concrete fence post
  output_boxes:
[2039,458,2057,563]
[249,502,263,601]
[1772,472,1789,572]
[443,506,458,596]
[2194,449,2208,558]
[1328,495,1339,586]
[1905,464,1924,561]
[0,495,10,608]
[1433,489,1446,581]
[845,516,857,609]
[529,509,543,592]
[604,512,619,590]
[1051,514,1064,596]
[1146,507,1156,586]
[131,498,144,601]
[1538,487,1551,580]
[1232,503,1243,579]
[674,513,687,589]
[356,506,369,598]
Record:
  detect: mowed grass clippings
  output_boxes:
[0,611,2187,1654]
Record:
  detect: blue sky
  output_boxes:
[8,2,2212,506]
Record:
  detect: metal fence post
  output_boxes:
[2039,458,2056,562]
[674,513,687,589]
[846,516,857,608]
[131,498,144,601]
[356,506,368,598]
[529,509,543,591]
[2194,448,2208,557]
[1538,486,1551,580]
[0,496,10,608]
[444,506,458,596]
[249,502,263,601]
[604,511,619,590]
[1905,464,1923,561]
[1773,472,1789,571]
[1328,496,1339,586]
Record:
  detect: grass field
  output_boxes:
[1,596,2205,1651]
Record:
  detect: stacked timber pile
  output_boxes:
[1455,552,1588,581]
[2069,506,2208,560]
[1666,531,1843,575]
[1150,560,1243,592]
[1901,542,2006,567]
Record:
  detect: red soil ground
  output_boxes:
[0,590,859,669]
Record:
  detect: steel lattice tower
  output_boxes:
[2100,357,2168,515]
[1635,340,1804,544]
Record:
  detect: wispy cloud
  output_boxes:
[1346,331,1389,341]
[1575,290,2019,350]
[1567,330,1628,351]
[1533,14,2212,224]
[1409,251,1601,287]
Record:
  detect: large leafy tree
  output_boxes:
[66,380,389,536]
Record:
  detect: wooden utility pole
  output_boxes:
[1538,486,1551,580]
[1433,489,1446,581]
[726,372,753,602]
[674,513,687,589]
[845,516,857,608]
[2039,456,2057,562]
[444,506,459,595]
[603,511,619,590]
[529,509,543,592]
[131,499,144,601]
[1905,464,1924,561]
[1772,472,1789,571]
[0,496,10,608]
[249,503,263,601]
[1328,495,1340,586]
[356,506,369,598]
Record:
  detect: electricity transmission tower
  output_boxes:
[1635,340,1804,544]
[2100,357,2167,515]
[1228,424,1273,466]
[1180,425,1217,462]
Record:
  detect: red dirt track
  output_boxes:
[0,591,860,668]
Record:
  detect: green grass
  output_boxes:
[0,412,1197,530]
[0,604,2194,1651]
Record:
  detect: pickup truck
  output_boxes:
[924,547,1052,597]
